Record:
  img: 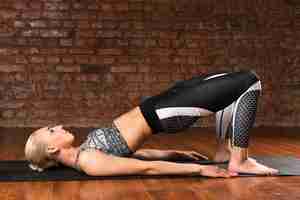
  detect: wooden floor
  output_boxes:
[0,127,299,200]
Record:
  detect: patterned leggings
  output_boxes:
[140,70,261,148]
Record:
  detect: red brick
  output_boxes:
[88,3,99,10]
[14,21,26,28]
[0,65,25,72]
[48,20,62,28]
[103,20,118,29]
[74,55,89,64]
[40,48,67,55]
[29,20,47,28]
[97,30,122,38]
[129,57,144,63]
[177,49,203,56]
[76,30,96,38]
[25,37,41,46]
[22,48,39,55]
[63,21,75,28]
[29,2,43,9]
[85,74,99,82]
[40,29,70,37]
[120,22,130,29]
[115,3,129,11]
[0,56,14,64]
[16,56,28,64]
[91,21,102,29]
[72,11,96,20]
[62,57,75,64]
[101,4,113,11]
[138,65,151,73]
[173,56,186,64]
[60,39,73,46]
[43,11,68,19]
[21,30,40,37]
[0,48,19,56]
[46,56,60,64]
[0,101,25,109]
[77,20,91,28]
[125,73,143,82]
[124,31,146,38]
[103,57,115,64]
[159,31,178,39]
[15,2,29,10]
[111,65,137,73]
[0,9,17,19]
[16,111,27,118]
[1,110,15,119]
[148,48,173,56]
[156,73,171,82]
[69,48,94,54]
[56,65,80,72]
[44,38,59,47]
[98,49,123,55]
[158,39,171,48]
[30,56,45,64]
[145,39,157,47]
[117,56,129,64]
[45,2,70,10]
[22,11,41,19]
[143,74,156,82]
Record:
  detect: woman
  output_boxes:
[25,70,278,178]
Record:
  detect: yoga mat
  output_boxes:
[0,156,298,182]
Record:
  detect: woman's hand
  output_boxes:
[170,150,209,161]
[199,165,238,178]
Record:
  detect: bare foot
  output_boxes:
[228,157,279,175]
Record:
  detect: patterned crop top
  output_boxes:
[74,124,133,171]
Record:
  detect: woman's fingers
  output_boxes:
[172,150,209,161]
[191,151,209,160]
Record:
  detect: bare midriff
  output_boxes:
[113,106,153,153]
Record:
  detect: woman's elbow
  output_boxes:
[80,164,105,176]
[82,162,152,176]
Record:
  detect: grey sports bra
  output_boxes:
[74,124,133,171]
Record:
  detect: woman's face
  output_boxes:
[35,125,75,149]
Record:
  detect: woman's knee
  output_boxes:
[238,70,260,82]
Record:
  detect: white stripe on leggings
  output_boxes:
[203,73,228,81]
[155,107,214,119]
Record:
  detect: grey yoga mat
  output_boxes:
[0,156,299,182]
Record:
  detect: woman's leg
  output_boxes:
[227,81,278,174]
[214,77,278,174]
[214,102,235,162]
[214,80,260,162]
[141,70,278,174]
[147,70,258,134]
[145,71,230,134]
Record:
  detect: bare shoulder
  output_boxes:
[76,148,151,176]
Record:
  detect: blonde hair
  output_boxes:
[25,131,58,172]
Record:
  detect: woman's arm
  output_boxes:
[78,149,232,177]
[132,148,208,161]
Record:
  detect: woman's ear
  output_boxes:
[47,146,60,157]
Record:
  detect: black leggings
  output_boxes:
[139,70,261,148]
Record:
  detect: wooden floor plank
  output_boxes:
[0,127,299,200]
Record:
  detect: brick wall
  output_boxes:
[0,0,299,127]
